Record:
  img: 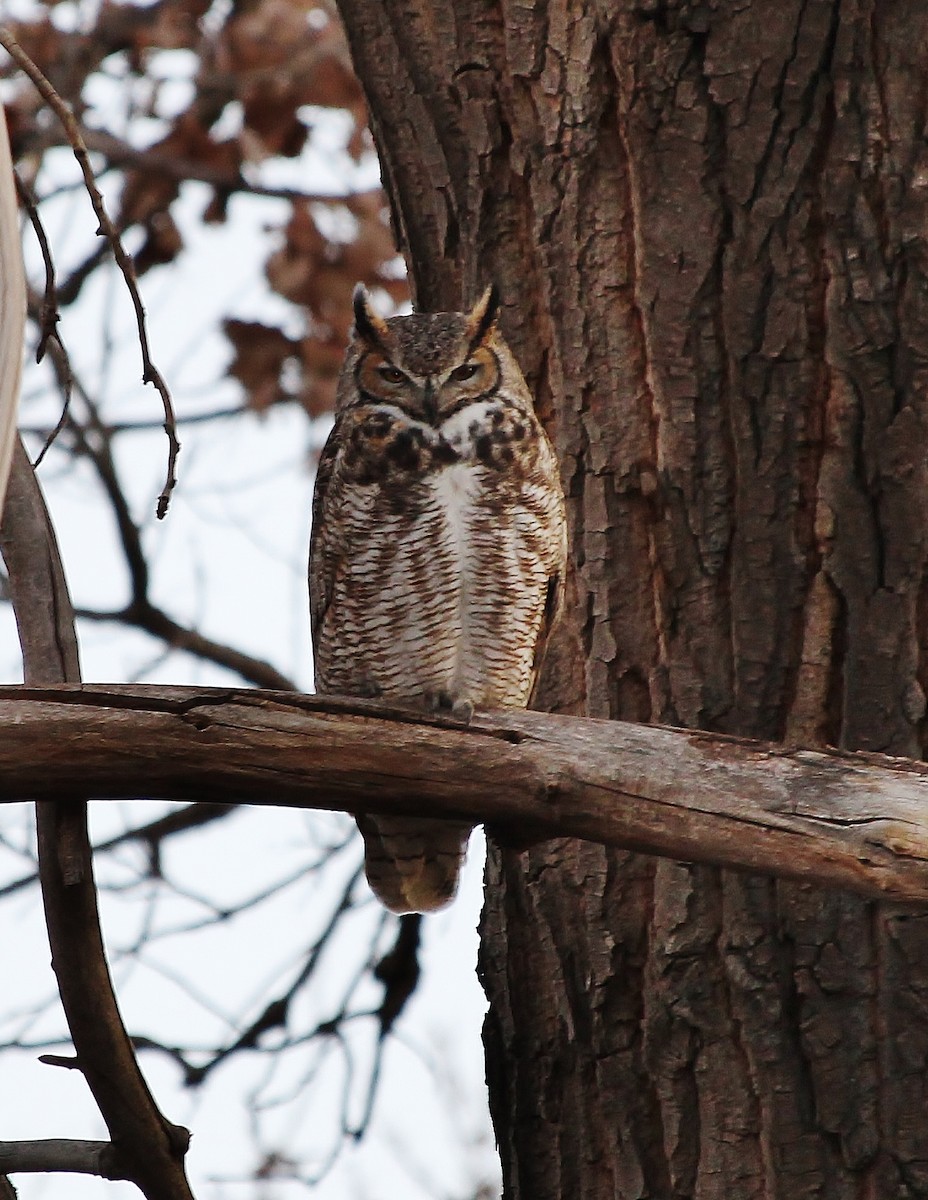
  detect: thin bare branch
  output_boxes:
[14,176,61,364]
[0,803,235,900]
[0,26,180,518]
[81,127,381,207]
[182,863,363,1085]
[20,404,253,439]
[0,438,80,680]
[15,171,74,465]
[75,605,297,691]
[23,344,296,690]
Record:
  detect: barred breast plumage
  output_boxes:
[309,285,567,913]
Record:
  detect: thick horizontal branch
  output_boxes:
[1,684,928,903]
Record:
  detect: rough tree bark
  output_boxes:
[335,0,928,1195]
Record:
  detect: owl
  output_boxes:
[309,285,567,914]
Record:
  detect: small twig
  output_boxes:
[37,1053,80,1069]
[19,403,255,440]
[0,26,180,517]
[14,172,73,466]
[73,602,297,691]
[0,804,236,900]
[24,301,73,469]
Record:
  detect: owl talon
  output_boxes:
[451,697,474,723]
[422,691,474,723]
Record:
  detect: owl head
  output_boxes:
[339,285,518,423]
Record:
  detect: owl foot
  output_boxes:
[451,697,475,723]
[425,690,475,724]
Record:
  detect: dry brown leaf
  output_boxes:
[224,319,296,412]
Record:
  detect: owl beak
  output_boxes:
[422,380,438,422]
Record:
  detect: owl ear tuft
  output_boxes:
[465,284,501,351]
[353,285,391,350]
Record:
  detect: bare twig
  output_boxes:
[19,404,253,439]
[14,175,61,364]
[0,26,180,518]
[14,171,74,466]
[74,604,297,691]
[23,342,297,690]
[81,126,382,207]
[183,864,363,1085]
[0,803,235,900]
[0,1140,118,1179]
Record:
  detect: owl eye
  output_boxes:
[377,365,407,385]
[450,362,480,382]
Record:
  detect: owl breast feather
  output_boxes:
[314,399,562,709]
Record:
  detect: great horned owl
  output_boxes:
[309,285,567,913]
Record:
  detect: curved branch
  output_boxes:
[0,25,179,518]
[0,685,927,903]
[26,352,294,691]
[33,807,195,1198]
[0,450,194,1200]
[76,603,296,691]
[82,127,382,206]
[0,802,235,900]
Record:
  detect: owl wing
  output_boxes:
[308,421,343,664]
[309,414,471,914]
[528,467,568,700]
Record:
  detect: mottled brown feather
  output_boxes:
[310,290,567,913]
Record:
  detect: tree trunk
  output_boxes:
[335,0,928,1194]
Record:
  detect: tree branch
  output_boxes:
[0,452,194,1200]
[75,603,296,691]
[81,126,381,207]
[0,25,180,518]
[0,685,926,902]
[0,105,25,518]
[0,1140,120,1179]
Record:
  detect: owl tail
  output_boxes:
[357,815,472,914]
